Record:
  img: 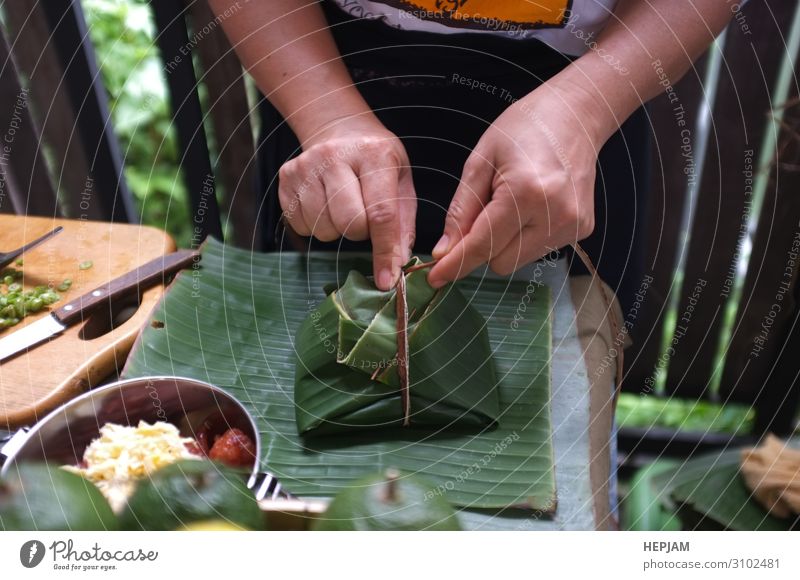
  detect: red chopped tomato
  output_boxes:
[208,428,256,467]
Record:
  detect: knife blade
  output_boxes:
[0,250,198,363]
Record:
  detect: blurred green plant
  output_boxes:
[617,393,755,434]
[84,0,191,245]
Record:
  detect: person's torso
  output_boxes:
[328,0,618,56]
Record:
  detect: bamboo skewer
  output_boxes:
[395,271,411,426]
[404,259,438,273]
[392,259,439,426]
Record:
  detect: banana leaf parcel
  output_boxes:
[123,239,556,514]
[294,259,501,435]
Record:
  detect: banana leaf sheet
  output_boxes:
[123,239,555,513]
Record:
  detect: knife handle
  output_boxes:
[52,250,199,326]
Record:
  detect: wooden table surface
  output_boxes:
[0,215,175,429]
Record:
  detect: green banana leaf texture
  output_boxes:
[651,449,799,531]
[295,259,501,434]
[123,239,555,511]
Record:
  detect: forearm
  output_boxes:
[546,0,734,143]
[209,0,373,144]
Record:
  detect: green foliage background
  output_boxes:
[85,0,191,245]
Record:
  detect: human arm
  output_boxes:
[209,0,416,289]
[427,0,735,287]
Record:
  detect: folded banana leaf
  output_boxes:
[123,238,555,513]
[650,449,799,531]
[294,259,500,434]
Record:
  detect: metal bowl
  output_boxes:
[0,376,260,478]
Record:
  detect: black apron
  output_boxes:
[255,1,650,312]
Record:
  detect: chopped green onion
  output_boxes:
[0,277,63,332]
[57,279,72,292]
[40,291,60,305]
[78,260,93,270]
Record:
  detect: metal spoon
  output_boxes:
[0,226,64,270]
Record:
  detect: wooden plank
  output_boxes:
[152,0,224,243]
[663,0,796,399]
[40,0,136,223]
[187,0,260,249]
[751,283,800,435]
[3,0,99,220]
[0,215,176,429]
[720,93,800,420]
[0,158,23,214]
[622,59,707,395]
[0,24,59,217]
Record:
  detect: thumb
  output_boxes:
[433,151,494,259]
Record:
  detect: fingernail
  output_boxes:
[428,276,446,289]
[378,268,393,290]
[426,267,446,289]
[432,234,449,258]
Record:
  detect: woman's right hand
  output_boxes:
[279,116,417,290]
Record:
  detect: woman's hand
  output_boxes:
[208,0,418,290]
[427,81,605,287]
[279,116,417,290]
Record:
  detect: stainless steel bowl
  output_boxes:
[0,376,260,478]
[0,376,322,523]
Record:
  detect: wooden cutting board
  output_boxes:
[0,215,176,429]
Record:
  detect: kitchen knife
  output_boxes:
[0,226,63,270]
[0,250,198,363]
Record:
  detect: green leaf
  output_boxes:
[622,461,682,531]
[651,450,798,531]
[294,260,500,434]
[123,238,555,511]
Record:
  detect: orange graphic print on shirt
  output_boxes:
[384,0,572,31]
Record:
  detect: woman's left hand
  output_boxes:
[427,81,607,287]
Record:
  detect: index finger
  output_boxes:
[359,161,404,290]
